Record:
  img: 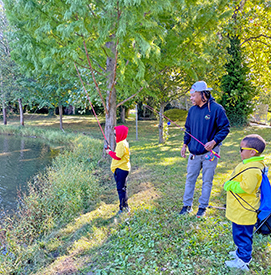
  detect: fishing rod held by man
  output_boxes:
[143,103,221,159]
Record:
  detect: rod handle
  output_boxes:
[211,150,220,159]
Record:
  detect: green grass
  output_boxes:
[0,114,271,274]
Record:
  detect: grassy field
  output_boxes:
[0,113,271,274]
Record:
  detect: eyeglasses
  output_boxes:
[240,147,259,153]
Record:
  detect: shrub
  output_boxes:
[219,36,257,126]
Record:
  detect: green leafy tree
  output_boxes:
[136,1,233,143]
[0,1,35,126]
[3,0,234,147]
[240,0,271,119]
[220,35,256,125]
[0,0,11,124]
[218,0,267,126]
[237,0,271,93]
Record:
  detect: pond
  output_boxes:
[0,134,58,214]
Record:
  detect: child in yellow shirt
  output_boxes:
[224,134,266,271]
[105,125,131,214]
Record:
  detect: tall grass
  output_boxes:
[0,127,103,274]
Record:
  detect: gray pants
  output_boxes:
[183,147,220,208]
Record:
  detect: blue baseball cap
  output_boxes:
[190,81,212,93]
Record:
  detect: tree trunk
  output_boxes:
[1,77,7,125]
[48,107,55,116]
[120,106,126,123]
[2,102,7,125]
[18,98,24,126]
[125,108,129,119]
[158,102,167,144]
[59,104,63,130]
[105,40,117,150]
[185,96,189,111]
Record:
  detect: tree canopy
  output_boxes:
[3,0,235,145]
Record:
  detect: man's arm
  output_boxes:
[205,140,216,151]
[181,144,188,158]
[213,107,230,144]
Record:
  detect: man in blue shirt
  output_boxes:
[180,81,230,217]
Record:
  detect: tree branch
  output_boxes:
[116,87,143,108]
[108,39,119,110]
[241,34,271,46]
[87,4,97,17]
[83,40,108,114]
[101,46,109,57]
[73,60,104,75]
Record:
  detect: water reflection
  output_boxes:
[0,135,57,213]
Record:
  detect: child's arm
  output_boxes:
[224,169,261,194]
[108,150,121,160]
[105,148,121,160]
[224,180,246,194]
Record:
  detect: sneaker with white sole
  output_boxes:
[225,257,249,271]
[196,207,206,218]
[228,250,252,264]
[229,250,237,258]
[179,206,192,215]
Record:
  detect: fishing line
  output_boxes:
[143,104,220,159]
[74,63,109,147]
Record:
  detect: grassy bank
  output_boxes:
[0,114,271,274]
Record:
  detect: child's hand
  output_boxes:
[105,149,110,154]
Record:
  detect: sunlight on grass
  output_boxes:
[129,184,160,211]
[38,255,79,275]
[159,157,182,166]
[55,178,160,257]
[70,227,108,255]
[60,202,117,236]
[0,152,12,156]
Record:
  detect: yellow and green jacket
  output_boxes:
[224,156,265,225]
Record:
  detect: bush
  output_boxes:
[164,109,188,123]
[219,36,257,126]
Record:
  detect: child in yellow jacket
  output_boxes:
[105,125,131,214]
[224,134,266,271]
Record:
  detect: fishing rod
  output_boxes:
[207,205,226,210]
[74,63,110,148]
[143,104,220,159]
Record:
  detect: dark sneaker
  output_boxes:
[179,206,192,215]
[196,207,206,217]
[117,210,123,215]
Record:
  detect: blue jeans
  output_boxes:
[232,222,254,263]
[114,168,129,210]
[183,146,220,208]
